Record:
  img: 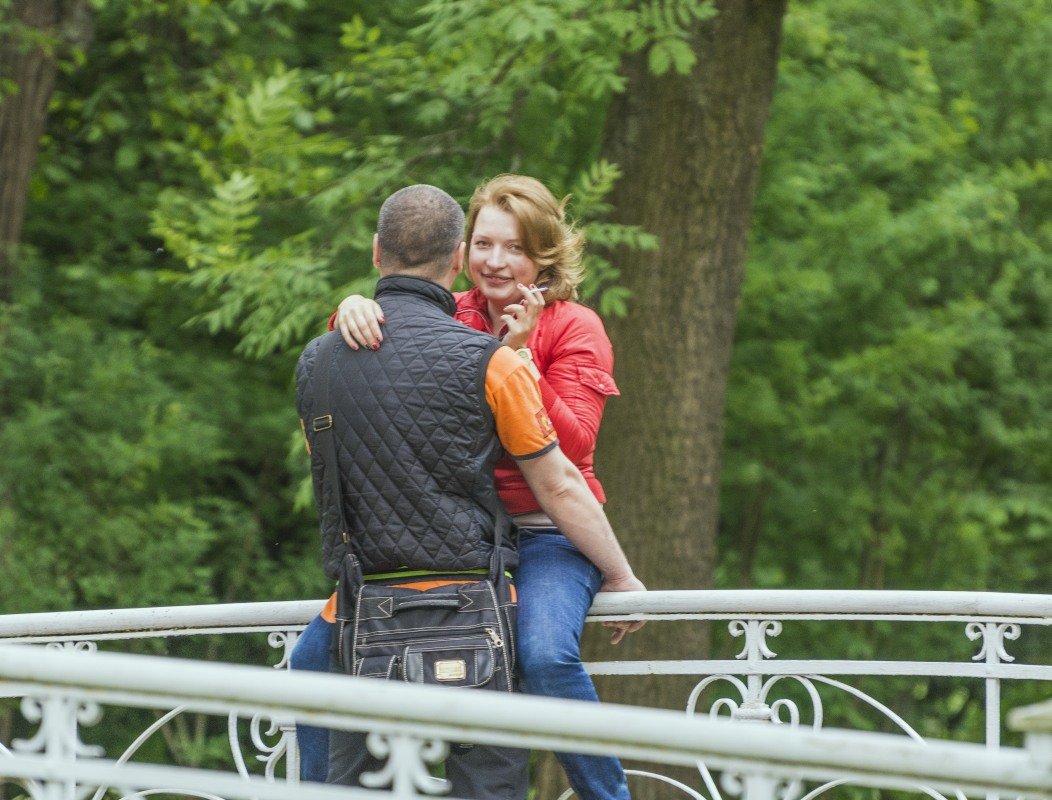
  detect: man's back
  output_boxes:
[296,274,510,579]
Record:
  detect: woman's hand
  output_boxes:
[599,573,647,645]
[501,283,546,351]
[336,295,385,351]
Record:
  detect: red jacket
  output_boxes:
[453,288,619,515]
[328,289,619,514]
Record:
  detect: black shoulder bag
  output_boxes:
[310,332,517,692]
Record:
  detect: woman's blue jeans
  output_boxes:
[289,528,630,800]
[287,612,333,784]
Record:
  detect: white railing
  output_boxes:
[1,645,1050,800]
[1,590,1050,800]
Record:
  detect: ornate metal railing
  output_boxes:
[1,590,1050,800]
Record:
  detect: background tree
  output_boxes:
[0,0,91,302]
[597,0,787,604]
[571,5,789,793]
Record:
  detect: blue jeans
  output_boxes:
[516,527,630,800]
[289,528,630,799]
[287,612,332,784]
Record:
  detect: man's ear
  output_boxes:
[372,234,381,270]
[450,241,466,278]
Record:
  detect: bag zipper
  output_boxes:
[358,622,497,647]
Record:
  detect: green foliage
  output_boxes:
[4,0,701,621]
[1,0,331,627]
[571,160,658,315]
[720,0,1051,741]
[147,0,693,353]
[724,0,1051,593]
[634,0,717,76]
[2,307,267,611]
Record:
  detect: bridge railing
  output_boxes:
[1,590,1050,800]
[1,644,1050,800]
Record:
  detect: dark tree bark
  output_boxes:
[539,5,788,798]
[0,0,92,303]
[600,0,787,595]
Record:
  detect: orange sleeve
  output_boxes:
[485,347,558,459]
[320,591,337,623]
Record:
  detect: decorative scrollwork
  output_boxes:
[227,711,296,783]
[268,630,299,670]
[687,675,749,719]
[45,641,98,654]
[723,774,788,800]
[769,697,800,727]
[360,732,449,795]
[692,672,938,800]
[729,620,782,661]
[691,675,821,800]
[14,695,104,759]
[250,713,295,780]
[966,622,1020,663]
[761,675,824,730]
[718,769,743,797]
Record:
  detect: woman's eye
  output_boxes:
[509,245,523,253]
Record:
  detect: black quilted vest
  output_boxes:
[296,275,514,581]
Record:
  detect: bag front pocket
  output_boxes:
[355,653,399,679]
[402,636,495,688]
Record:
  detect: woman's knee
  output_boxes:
[517,635,579,683]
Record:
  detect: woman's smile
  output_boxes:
[468,204,541,316]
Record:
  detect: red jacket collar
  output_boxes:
[454,288,497,334]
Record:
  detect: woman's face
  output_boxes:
[468,205,541,309]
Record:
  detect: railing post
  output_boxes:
[730,620,782,723]
[967,621,1021,750]
[12,692,104,800]
[741,774,778,800]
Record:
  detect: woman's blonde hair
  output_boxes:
[465,174,584,302]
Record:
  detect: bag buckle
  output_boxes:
[312,414,333,432]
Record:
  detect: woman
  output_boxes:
[292,174,641,800]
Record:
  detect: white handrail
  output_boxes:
[0,645,1048,799]
[1,590,1050,640]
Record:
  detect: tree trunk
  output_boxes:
[600,0,787,596]
[0,0,92,303]
[554,4,787,798]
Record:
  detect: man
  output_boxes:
[295,185,643,797]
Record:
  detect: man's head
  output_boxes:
[374,185,465,285]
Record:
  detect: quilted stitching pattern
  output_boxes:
[297,283,506,579]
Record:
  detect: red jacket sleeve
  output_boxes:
[535,308,620,463]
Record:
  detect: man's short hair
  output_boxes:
[376,185,465,277]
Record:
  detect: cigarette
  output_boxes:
[533,286,549,293]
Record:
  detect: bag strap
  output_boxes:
[310,332,347,536]
[310,332,364,589]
